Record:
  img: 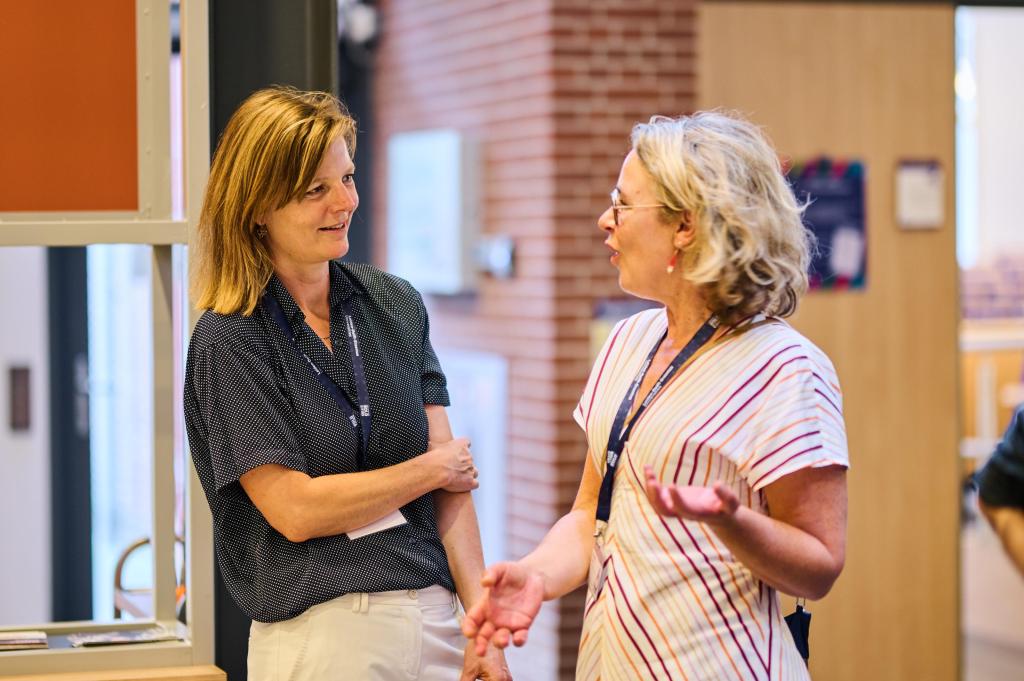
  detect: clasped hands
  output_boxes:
[461,466,740,655]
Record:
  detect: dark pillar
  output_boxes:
[208,2,341,678]
[48,247,93,621]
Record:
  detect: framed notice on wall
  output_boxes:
[895,160,944,230]
[788,157,867,290]
[386,129,480,295]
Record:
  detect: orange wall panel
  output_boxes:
[0,1,137,212]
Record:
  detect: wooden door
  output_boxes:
[700,3,959,680]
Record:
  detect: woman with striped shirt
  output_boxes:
[463,111,849,680]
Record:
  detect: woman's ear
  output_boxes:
[675,212,696,250]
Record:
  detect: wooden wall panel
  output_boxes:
[699,3,958,680]
[0,1,137,212]
[0,666,225,681]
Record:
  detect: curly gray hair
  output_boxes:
[631,111,812,323]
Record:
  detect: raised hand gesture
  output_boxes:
[461,562,545,656]
[643,464,740,523]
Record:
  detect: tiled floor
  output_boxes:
[962,503,1024,681]
[965,635,1024,681]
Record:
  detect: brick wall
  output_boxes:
[373,2,697,678]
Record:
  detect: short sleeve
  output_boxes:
[411,289,450,407]
[190,343,308,492]
[740,352,849,491]
[976,406,1024,508]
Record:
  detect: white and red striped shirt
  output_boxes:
[573,308,848,681]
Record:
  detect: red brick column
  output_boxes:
[374,2,696,677]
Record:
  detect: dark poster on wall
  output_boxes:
[787,157,867,290]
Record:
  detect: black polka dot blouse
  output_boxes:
[184,261,455,623]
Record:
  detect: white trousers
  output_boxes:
[247,586,465,681]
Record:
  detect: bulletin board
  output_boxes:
[788,157,867,290]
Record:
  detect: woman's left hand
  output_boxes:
[461,641,512,681]
[643,464,740,524]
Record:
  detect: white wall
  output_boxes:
[975,8,1024,264]
[435,348,507,565]
[0,247,51,625]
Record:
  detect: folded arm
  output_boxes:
[239,434,477,543]
[425,406,512,680]
[428,405,486,607]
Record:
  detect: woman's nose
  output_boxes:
[598,206,615,232]
[331,182,358,214]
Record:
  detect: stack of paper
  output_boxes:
[67,625,180,648]
[0,630,48,651]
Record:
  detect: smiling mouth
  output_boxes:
[318,223,347,232]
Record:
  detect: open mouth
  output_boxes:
[318,223,346,232]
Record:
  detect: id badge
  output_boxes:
[346,509,407,540]
[586,537,609,604]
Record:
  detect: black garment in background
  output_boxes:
[976,405,1024,509]
[208,1,343,676]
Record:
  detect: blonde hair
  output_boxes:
[630,111,811,324]
[192,86,357,315]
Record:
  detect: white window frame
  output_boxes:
[0,0,213,674]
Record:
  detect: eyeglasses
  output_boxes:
[609,188,667,227]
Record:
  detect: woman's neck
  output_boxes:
[273,260,331,318]
[662,283,715,349]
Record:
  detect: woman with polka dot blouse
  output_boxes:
[185,87,511,681]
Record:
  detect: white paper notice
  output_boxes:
[896,161,944,229]
[346,509,407,540]
[829,226,866,279]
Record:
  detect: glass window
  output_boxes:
[0,245,188,627]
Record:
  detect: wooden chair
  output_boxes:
[113,536,186,620]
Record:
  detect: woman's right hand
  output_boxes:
[427,437,479,493]
[462,562,545,656]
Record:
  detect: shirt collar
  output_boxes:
[265,260,360,325]
[327,260,359,308]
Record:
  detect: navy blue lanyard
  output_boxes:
[262,292,372,470]
[595,316,719,528]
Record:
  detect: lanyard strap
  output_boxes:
[262,292,372,470]
[595,316,719,526]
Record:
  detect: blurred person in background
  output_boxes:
[976,407,1024,575]
[463,111,848,680]
[186,86,510,681]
